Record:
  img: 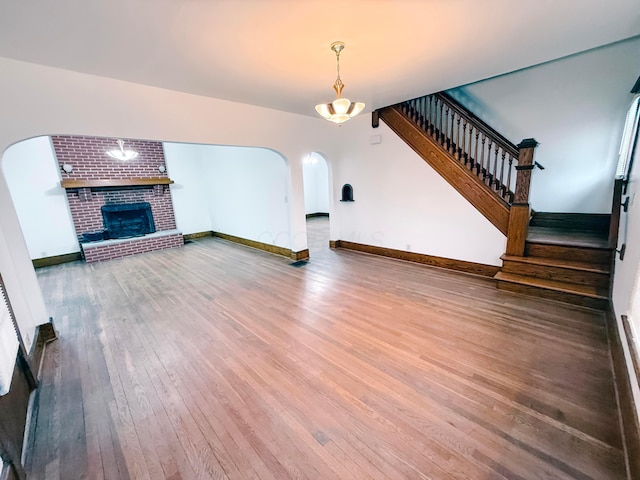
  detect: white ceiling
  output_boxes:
[0,1,639,117]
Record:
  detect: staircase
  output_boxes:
[375,92,622,310]
[495,213,613,309]
[376,92,517,235]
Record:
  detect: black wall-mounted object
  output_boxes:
[340,184,354,202]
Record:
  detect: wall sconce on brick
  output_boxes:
[158,165,166,173]
[62,164,73,174]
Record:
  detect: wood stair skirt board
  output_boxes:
[378,106,510,236]
[332,240,499,277]
[494,271,609,309]
[211,232,309,261]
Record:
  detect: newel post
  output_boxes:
[505,138,539,256]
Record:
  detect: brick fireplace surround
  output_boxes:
[52,136,183,263]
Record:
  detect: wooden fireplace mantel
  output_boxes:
[60,177,174,189]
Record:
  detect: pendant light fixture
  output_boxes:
[315,41,364,125]
[106,139,138,161]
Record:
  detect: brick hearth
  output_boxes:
[81,230,183,263]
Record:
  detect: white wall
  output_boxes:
[447,36,640,213]
[165,142,291,248]
[331,116,507,266]
[303,153,330,215]
[2,136,79,259]
[163,142,213,235]
[202,146,291,248]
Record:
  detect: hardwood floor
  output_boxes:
[306,216,330,254]
[27,234,626,479]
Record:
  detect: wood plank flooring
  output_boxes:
[306,216,330,254]
[27,219,626,479]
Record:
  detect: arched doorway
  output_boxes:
[302,153,330,254]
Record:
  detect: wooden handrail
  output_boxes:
[609,178,625,249]
[392,91,524,205]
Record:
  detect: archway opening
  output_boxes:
[302,152,330,254]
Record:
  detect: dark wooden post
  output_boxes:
[608,178,625,249]
[505,138,539,256]
[372,110,380,128]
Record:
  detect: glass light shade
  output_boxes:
[106,139,138,161]
[106,150,138,161]
[315,98,365,124]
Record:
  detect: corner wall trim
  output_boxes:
[606,308,640,479]
[332,240,499,277]
[32,252,82,269]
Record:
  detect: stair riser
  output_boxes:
[496,280,609,310]
[529,213,610,233]
[525,243,613,265]
[501,261,610,288]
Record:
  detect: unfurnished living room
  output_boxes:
[1,1,640,479]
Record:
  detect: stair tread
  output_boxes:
[500,254,610,274]
[494,271,609,299]
[527,226,610,249]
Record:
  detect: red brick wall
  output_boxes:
[51,135,177,240]
[52,136,168,181]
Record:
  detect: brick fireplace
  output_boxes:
[53,135,183,263]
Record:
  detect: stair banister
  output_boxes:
[435,92,519,160]
[609,178,625,250]
[505,139,540,256]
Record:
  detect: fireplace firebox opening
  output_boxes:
[101,202,156,239]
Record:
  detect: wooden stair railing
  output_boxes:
[375,91,539,236]
[400,92,521,203]
[609,178,625,250]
